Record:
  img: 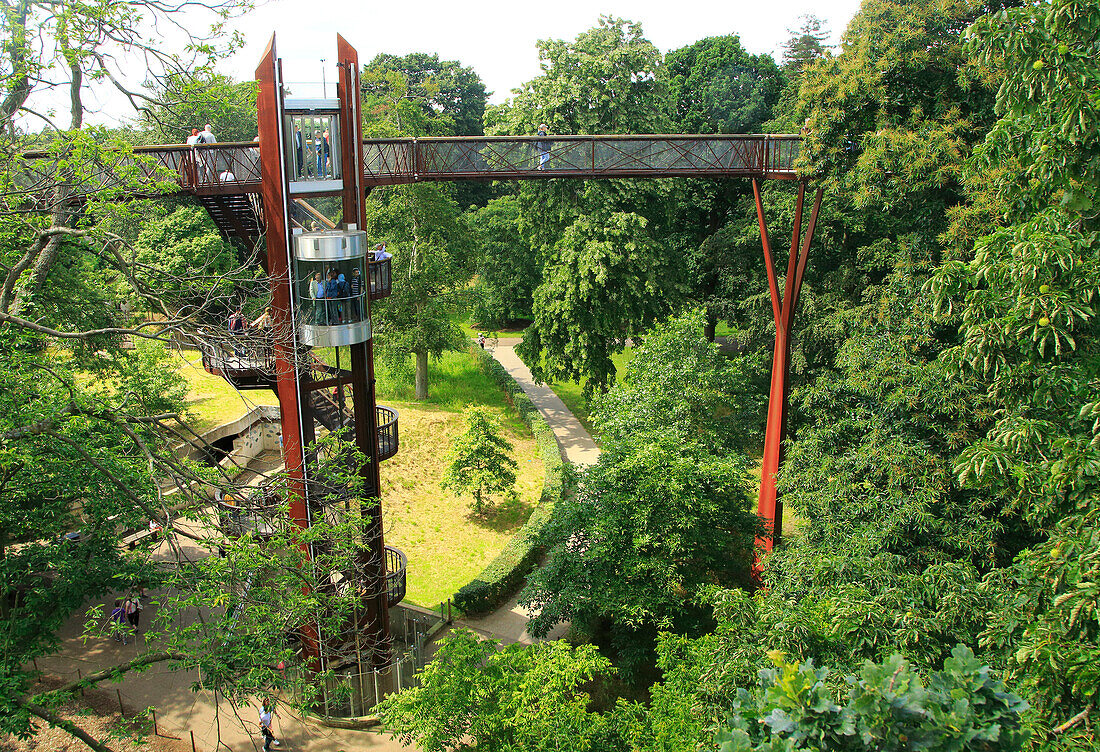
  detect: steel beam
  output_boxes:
[753,181,824,561]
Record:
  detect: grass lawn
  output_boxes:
[372,348,545,606]
[175,345,543,609]
[380,398,543,608]
[174,349,279,432]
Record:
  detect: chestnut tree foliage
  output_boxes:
[391,2,1094,751]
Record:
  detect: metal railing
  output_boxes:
[216,491,279,538]
[19,142,264,198]
[386,545,407,607]
[376,406,399,461]
[20,135,801,199]
[198,332,277,382]
[368,256,392,301]
[361,134,802,185]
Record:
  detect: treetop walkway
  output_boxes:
[20,133,801,198]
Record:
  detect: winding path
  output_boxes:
[489,338,600,467]
[454,337,600,644]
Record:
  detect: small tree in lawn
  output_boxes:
[443,407,518,516]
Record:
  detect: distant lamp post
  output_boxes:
[321,58,326,98]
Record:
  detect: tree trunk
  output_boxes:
[414,349,428,400]
[703,310,718,342]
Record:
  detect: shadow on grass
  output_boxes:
[465,493,533,534]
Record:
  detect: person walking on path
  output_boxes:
[259,700,280,751]
[185,128,200,145]
[125,594,142,633]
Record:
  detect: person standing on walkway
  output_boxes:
[536,123,551,170]
[186,128,200,145]
[316,128,330,177]
[196,123,217,182]
[294,123,303,177]
[259,701,280,750]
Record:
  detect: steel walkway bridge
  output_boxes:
[21,134,800,249]
[23,133,799,194]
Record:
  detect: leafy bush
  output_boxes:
[452,347,569,615]
[715,646,1029,752]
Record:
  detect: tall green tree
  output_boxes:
[141,72,258,144]
[361,52,490,208]
[665,36,781,136]
[519,433,757,678]
[662,34,782,340]
[927,0,1100,741]
[441,406,517,516]
[362,52,487,137]
[490,17,677,393]
[592,309,762,453]
[366,182,476,400]
[378,630,616,752]
[518,210,677,395]
[469,195,539,327]
[781,15,832,76]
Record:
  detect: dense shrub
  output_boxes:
[715,646,1029,752]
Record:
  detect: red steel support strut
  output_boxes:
[752,179,823,559]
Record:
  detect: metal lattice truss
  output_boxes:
[361,134,800,185]
[18,134,800,200]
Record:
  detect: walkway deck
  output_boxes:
[20,134,800,197]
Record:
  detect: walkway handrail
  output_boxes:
[20,134,801,197]
[360,133,802,186]
[376,406,399,462]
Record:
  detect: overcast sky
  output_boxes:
[220,0,863,103]
[55,0,863,130]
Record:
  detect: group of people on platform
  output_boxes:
[294,124,332,179]
[305,245,391,326]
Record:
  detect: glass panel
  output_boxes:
[294,258,368,327]
[286,114,340,181]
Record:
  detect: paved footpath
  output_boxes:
[486,338,601,467]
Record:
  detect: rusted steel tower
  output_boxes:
[254,34,399,668]
[752,180,823,554]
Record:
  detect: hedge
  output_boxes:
[452,346,571,616]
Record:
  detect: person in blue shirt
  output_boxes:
[324,269,340,324]
[316,129,330,177]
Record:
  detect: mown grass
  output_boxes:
[380,399,543,608]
